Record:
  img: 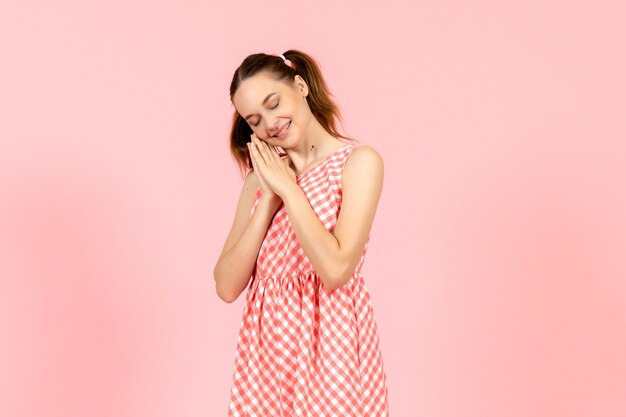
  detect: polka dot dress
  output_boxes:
[227,143,390,417]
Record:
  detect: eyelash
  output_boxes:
[253,102,279,127]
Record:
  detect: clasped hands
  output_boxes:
[247,133,298,200]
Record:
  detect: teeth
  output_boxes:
[276,121,290,137]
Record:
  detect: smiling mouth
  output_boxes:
[274,121,291,138]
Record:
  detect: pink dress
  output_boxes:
[227,143,390,417]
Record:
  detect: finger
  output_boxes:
[259,137,281,165]
[249,135,263,161]
[249,140,266,169]
[253,135,270,163]
[264,141,281,162]
[249,144,267,183]
[248,142,259,168]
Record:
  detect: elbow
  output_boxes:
[219,292,237,304]
[215,280,237,304]
[325,277,348,292]
[324,263,354,291]
[213,267,237,304]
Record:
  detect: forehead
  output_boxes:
[233,73,287,110]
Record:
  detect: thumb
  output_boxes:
[281,156,294,170]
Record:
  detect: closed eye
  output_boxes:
[253,101,279,127]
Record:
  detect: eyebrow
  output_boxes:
[244,93,277,121]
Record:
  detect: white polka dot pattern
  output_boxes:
[227,143,390,416]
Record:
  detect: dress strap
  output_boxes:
[338,143,363,174]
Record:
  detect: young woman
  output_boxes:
[214,49,390,417]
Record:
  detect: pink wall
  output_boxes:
[1,1,625,416]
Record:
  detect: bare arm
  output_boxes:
[213,170,281,303]
[279,145,384,290]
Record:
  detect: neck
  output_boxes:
[286,121,343,173]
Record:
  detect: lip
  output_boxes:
[274,121,291,139]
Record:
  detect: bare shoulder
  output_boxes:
[342,144,384,182]
[243,168,260,194]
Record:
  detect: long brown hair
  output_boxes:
[228,50,357,179]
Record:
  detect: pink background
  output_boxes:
[1,1,625,416]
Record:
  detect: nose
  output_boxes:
[267,120,281,137]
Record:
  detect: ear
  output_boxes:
[294,75,308,98]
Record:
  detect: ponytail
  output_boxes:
[228,50,357,179]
